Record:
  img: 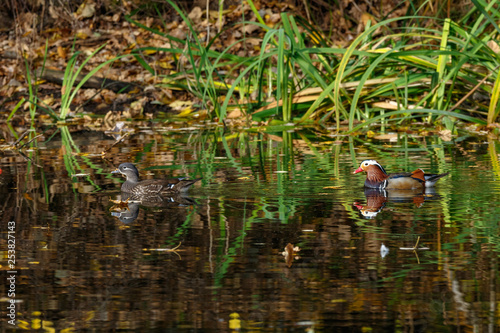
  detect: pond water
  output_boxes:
[1,125,500,332]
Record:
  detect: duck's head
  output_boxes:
[353,160,387,175]
[112,163,140,180]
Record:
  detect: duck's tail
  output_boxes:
[167,178,202,193]
[424,172,449,187]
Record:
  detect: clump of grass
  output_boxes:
[58,44,131,121]
[128,0,500,131]
[19,42,128,122]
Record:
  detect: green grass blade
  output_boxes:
[348,109,486,133]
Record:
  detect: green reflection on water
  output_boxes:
[7,127,500,330]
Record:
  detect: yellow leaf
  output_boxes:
[61,328,75,333]
[169,100,193,110]
[75,31,88,39]
[158,61,173,69]
[42,96,55,106]
[177,107,194,117]
[229,313,241,330]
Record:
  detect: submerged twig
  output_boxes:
[448,72,492,112]
[11,129,33,147]
[0,129,44,167]
[145,242,183,259]
[18,134,43,149]
[17,150,43,168]
[102,132,131,154]
[400,236,429,251]
[400,236,430,264]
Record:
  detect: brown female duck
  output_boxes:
[112,163,201,195]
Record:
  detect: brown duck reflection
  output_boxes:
[110,192,197,224]
[353,187,440,219]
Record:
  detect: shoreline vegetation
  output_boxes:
[0,0,499,136]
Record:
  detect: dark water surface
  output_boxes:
[1,127,499,332]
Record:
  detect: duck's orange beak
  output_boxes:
[353,202,364,210]
[353,166,364,174]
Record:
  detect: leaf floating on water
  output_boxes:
[144,242,183,259]
[282,243,300,267]
[71,152,99,157]
[331,299,347,303]
[229,313,241,330]
[323,186,342,189]
[107,121,126,133]
[380,243,389,258]
[108,198,130,210]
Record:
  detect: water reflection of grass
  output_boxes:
[59,126,101,192]
[14,124,500,329]
[193,128,371,285]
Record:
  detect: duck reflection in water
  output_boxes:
[353,187,440,219]
[110,192,197,224]
[110,163,200,224]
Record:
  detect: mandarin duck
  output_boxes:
[353,160,448,190]
[112,163,201,195]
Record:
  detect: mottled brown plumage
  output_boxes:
[112,163,201,195]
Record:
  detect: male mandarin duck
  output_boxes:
[112,163,201,195]
[353,160,448,190]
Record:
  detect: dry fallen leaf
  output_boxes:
[76,0,96,19]
[282,243,300,268]
[438,129,452,141]
[57,46,67,59]
[188,7,203,21]
[488,40,500,54]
